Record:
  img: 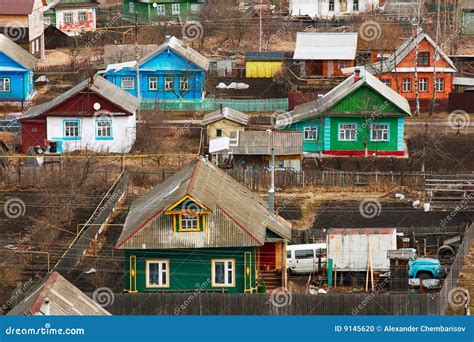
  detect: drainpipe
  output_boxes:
[268,146,275,218]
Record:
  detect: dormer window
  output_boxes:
[165,195,210,232]
[181,214,198,231]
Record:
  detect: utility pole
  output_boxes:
[259,0,263,52]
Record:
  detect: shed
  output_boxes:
[245,51,285,78]
[293,32,358,77]
[202,107,249,143]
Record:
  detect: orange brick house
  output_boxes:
[354,31,457,112]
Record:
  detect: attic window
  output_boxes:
[418,52,429,66]
[181,215,198,231]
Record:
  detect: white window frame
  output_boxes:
[435,78,445,92]
[180,77,189,91]
[338,124,357,141]
[329,0,335,11]
[0,78,11,92]
[211,259,235,287]
[419,78,428,92]
[121,77,135,90]
[129,1,135,14]
[78,11,87,22]
[181,214,198,231]
[164,77,174,91]
[64,120,80,138]
[156,4,165,15]
[172,3,180,15]
[304,127,318,140]
[149,77,158,90]
[370,124,389,142]
[146,260,169,288]
[402,78,411,92]
[353,0,359,11]
[64,12,73,23]
[96,120,112,138]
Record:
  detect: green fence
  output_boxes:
[140,98,289,112]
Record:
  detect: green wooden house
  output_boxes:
[276,69,411,157]
[116,157,292,293]
[123,0,204,21]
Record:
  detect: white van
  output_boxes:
[286,243,327,275]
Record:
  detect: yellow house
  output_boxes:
[245,51,285,78]
[202,107,250,143]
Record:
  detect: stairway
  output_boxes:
[260,270,283,292]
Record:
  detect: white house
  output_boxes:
[20,75,140,154]
[289,0,379,18]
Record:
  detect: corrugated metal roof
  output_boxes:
[453,77,474,87]
[7,272,110,316]
[0,0,35,14]
[116,158,292,250]
[20,75,140,120]
[366,31,456,74]
[202,107,250,126]
[245,51,286,61]
[139,36,209,71]
[229,131,302,156]
[293,32,358,60]
[0,34,38,70]
[276,69,411,126]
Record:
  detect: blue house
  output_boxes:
[103,36,209,103]
[0,34,38,102]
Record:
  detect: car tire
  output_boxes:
[417,271,433,280]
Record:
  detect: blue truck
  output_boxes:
[399,248,445,279]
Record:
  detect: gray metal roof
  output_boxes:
[202,107,250,126]
[453,77,474,87]
[293,32,358,60]
[139,36,209,71]
[7,272,110,316]
[20,75,140,120]
[366,31,456,74]
[116,158,292,250]
[229,130,302,156]
[0,34,38,70]
[245,51,286,61]
[276,68,411,126]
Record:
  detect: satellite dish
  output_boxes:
[93,102,101,111]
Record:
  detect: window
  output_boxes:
[165,77,174,91]
[295,250,314,259]
[64,12,73,23]
[418,52,429,66]
[304,127,318,140]
[146,260,169,288]
[129,1,135,13]
[180,77,189,91]
[96,120,112,139]
[121,77,135,90]
[181,214,198,231]
[329,0,335,11]
[216,128,222,137]
[419,78,428,92]
[44,16,51,25]
[353,0,359,11]
[172,3,180,15]
[78,11,87,22]
[435,78,445,92]
[339,124,357,141]
[0,78,10,92]
[149,77,158,90]
[287,250,292,259]
[370,124,389,142]
[402,78,412,92]
[156,4,165,15]
[64,120,80,138]
[212,259,234,287]
[382,79,391,87]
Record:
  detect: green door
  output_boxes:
[244,252,253,293]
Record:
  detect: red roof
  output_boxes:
[0,0,35,15]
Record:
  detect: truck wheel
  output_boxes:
[417,272,433,280]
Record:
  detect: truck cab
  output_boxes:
[401,248,445,279]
